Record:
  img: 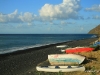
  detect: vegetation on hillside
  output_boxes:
[88,25,100,36]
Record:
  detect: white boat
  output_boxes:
[36,66,85,72]
[61,50,66,52]
[56,45,68,48]
[48,54,85,65]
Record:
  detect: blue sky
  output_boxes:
[0,0,100,34]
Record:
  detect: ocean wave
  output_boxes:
[0,40,71,54]
[0,34,94,54]
[0,44,45,54]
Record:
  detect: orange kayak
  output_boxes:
[65,47,94,53]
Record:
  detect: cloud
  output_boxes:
[0,9,38,23]
[86,16,91,19]
[0,9,20,23]
[0,0,83,24]
[60,21,75,25]
[80,27,84,31]
[92,15,100,19]
[18,12,34,22]
[85,4,100,12]
[39,0,82,21]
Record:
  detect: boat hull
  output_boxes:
[93,42,100,46]
[36,66,85,72]
[65,47,94,53]
[56,45,68,48]
[48,54,85,65]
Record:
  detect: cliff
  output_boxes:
[88,24,100,34]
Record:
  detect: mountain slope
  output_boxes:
[88,24,100,34]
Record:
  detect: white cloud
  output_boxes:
[60,21,75,25]
[86,16,91,19]
[18,12,34,22]
[0,9,38,23]
[85,4,100,12]
[27,23,32,26]
[0,0,82,24]
[0,9,20,23]
[47,27,51,31]
[39,0,81,21]
[80,27,83,31]
[92,15,100,19]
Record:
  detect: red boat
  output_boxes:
[65,47,94,53]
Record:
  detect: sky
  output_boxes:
[0,0,100,34]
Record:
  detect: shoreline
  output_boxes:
[0,40,71,56]
[0,38,98,75]
[0,37,96,56]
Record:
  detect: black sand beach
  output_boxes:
[0,38,97,75]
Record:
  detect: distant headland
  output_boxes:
[88,24,100,35]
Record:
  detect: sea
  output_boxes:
[0,34,97,54]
